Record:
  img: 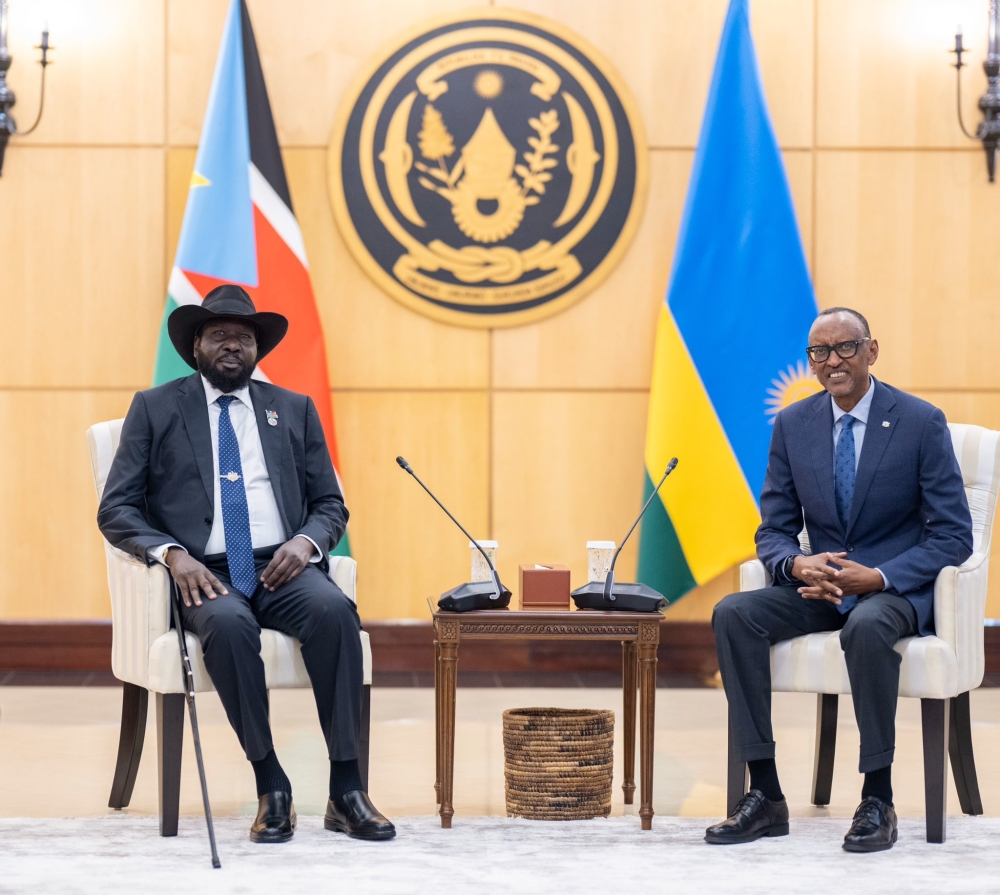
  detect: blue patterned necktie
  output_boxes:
[834,414,857,614]
[216,396,257,598]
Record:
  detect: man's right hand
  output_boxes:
[791,552,848,606]
[165,548,228,607]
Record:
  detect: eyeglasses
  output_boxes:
[805,339,870,363]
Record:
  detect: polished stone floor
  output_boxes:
[1,685,999,822]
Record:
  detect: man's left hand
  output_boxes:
[260,537,315,592]
[799,557,883,599]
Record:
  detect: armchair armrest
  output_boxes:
[104,541,171,688]
[740,559,770,592]
[328,555,357,604]
[933,552,989,692]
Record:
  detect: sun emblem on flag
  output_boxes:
[765,361,823,424]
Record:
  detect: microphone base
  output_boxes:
[438,581,513,613]
[571,582,668,613]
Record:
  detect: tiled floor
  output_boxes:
[2,684,999,824]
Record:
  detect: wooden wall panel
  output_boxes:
[492,147,811,391]
[492,150,688,390]
[333,390,490,620]
[0,147,165,389]
[817,0,986,148]
[491,391,648,591]
[3,2,999,626]
[0,391,135,618]
[167,0,484,147]
[5,0,165,145]
[502,0,812,148]
[815,150,1000,391]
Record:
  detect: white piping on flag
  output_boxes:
[251,365,272,382]
[168,266,204,307]
[249,163,309,270]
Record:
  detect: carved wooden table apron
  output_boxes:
[432,609,661,830]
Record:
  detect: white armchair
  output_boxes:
[728,423,1000,843]
[87,418,372,836]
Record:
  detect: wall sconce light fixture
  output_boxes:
[954,1,1000,182]
[0,0,54,177]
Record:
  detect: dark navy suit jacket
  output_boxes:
[756,378,973,636]
[97,373,348,569]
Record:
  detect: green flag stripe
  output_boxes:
[330,531,351,557]
[636,469,697,604]
[153,295,194,386]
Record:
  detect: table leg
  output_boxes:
[621,640,637,805]
[638,636,657,830]
[434,638,441,805]
[439,640,459,828]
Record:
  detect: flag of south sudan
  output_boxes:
[637,0,818,602]
[153,0,349,555]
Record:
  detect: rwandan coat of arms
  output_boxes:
[329,8,647,327]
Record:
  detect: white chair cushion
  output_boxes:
[771,631,957,700]
[146,628,372,694]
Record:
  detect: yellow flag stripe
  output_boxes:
[644,306,760,584]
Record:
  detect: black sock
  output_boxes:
[862,765,893,805]
[329,759,364,801]
[747,758,784,802]
[251,749,291,798]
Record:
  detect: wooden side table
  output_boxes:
[432,609,661,829]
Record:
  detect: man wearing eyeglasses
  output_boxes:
[706,307,972,852]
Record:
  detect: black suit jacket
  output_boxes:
[97,373,348,568]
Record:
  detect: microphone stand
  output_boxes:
[604,458,678,602]
[169,578,221,869]
[396,456,505,601]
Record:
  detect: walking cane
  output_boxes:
[170,577,222,869]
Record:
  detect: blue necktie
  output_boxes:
[216,396,257,598]
[834,414,857,614]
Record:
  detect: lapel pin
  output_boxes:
[266,409,278,427]
[882,421,890,428]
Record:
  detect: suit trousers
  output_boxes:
[179,546,364,763]
[713,586,918,774]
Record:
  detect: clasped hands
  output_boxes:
[166,537,315,607]
[792,553,884,606]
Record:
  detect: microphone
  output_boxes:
[396,456,511,612]
[571,458,679,613]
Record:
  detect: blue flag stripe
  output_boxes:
[174,0,257,287]
[666,0,817,500]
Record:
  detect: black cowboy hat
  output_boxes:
[168,284,288,370]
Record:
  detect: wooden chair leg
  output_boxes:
[811,694,838,807]
[157,693,185,837]
[921,697,949,844]
[726,706,748,815]
[359,683,371,792]
[949,690,983,816]
[108,683,148,810]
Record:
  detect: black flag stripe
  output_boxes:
[240,0,293,212]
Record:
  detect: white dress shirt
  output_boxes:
[150,376,320,566]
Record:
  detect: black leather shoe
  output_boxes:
[843,796,897,852]
[325,791,396,840]
[704,790,789,844]
[250,791,296,843]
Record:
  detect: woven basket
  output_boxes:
[502,708,614,820]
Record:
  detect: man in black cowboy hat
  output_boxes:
[98,284,395,843]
